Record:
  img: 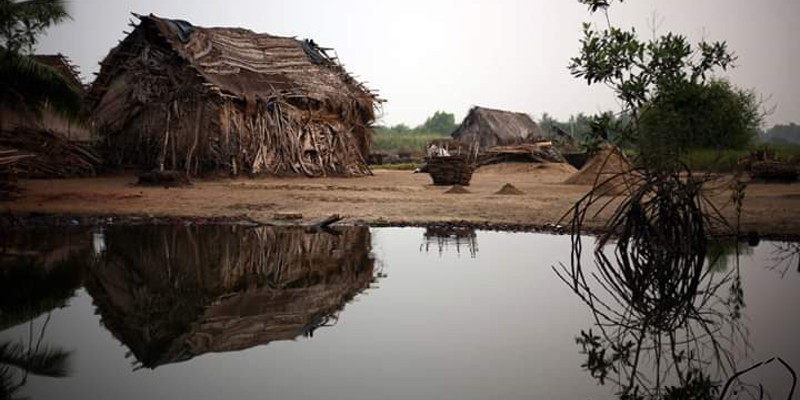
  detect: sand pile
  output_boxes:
[565,145,631,187]
[445,185,471,194]
[494,183,525,195]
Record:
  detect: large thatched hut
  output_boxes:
[0,54,90,142]
[88,14,379,177]
[451,106,546,148]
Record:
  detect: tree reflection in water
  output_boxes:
[0,229,87,399]
[555,170,796,399]
[83,225,377,369]
[769,242,800,278]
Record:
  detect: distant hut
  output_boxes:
[88,14,380,177]
[451,106,546,149]
[0,54,90,142]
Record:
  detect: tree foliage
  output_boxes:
[570,23,735,113]
[539,111,629,152]
[419,111,457,135]
[0,0,69,53]
[763,123,800,145]
[568,8,756,169]
[638,79,761,163]
[376,111,458,136]
[0,0,83,121]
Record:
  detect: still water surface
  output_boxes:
[1,225,798,399]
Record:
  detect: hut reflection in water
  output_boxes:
[84,225,376,369]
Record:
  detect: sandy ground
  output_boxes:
[3,163,800,237]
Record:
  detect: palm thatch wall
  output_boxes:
[83,225,376,368]
[88,14,379,177]
[452,106,546,148]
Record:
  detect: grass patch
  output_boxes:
[371,163,421,171]
[683,145,800,173]
[614,145,800,173]
[682,149,750,173]
[371,131,449,153]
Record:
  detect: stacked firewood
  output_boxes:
[426,155,476,186]
[0,127,100,178]
[750,161,798,182]
[478,143,566,166]
[0,148,33,199]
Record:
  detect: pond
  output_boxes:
[1,225,798,399]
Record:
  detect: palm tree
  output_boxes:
[0,0,83,121]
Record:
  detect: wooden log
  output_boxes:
[310,214,342,230]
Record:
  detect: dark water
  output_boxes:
[1,225,798,399]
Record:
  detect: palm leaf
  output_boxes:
[0,48,85,122]
[0,342,71,378]
[0,0,70,53]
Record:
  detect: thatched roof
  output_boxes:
[452,106,546,148]
[89,14,377,115]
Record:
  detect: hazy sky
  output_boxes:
[39,0,800,127]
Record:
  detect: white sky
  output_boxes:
[39,0,800,127]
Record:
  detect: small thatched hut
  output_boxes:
[88,14,380,177]
[451,106,546,148]
[0,54,90,142]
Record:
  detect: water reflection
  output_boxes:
[770,242,800,278]
[420,226,478,258]
[556,232,798,399]
[1,224,797,399]
[83,225,376,369]
[0,229,87,399]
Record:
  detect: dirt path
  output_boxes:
[3,164,800,237]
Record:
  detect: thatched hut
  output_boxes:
[0,54,90,142]
[88,14,379,177]
[451,106,546,148]
[84,225,376,368]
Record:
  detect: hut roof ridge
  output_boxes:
[91,13,379,105]
[451,105,545,146]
